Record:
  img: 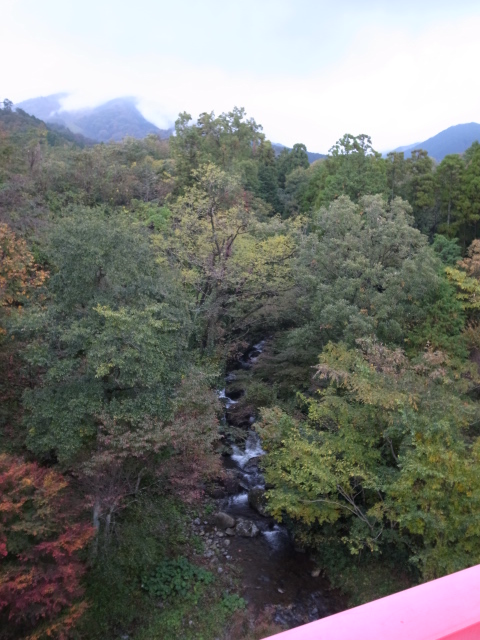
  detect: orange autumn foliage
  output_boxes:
[0,454,94,639]
[0,223,47,334]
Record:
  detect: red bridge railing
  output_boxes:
[267,564,480,640]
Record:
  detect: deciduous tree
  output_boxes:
[0,454,93,639]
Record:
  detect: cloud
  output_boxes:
[2,4,480,152]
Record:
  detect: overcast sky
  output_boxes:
[3,0,480,152]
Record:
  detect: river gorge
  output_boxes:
[198,341,345,630]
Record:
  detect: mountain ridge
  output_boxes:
[16,94,479,162]
[16,95,173,143]
[389,122,480,161]
[15,94,326,161]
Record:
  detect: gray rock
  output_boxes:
[235,518,260,538]
[223,475,241,495]
[311,568,321,578]
[194,517,201,525]
[225,528,235,536]
[207,486,227,499]
[248,487,268,516]
[243,456,264,472]
[212,512,236,529]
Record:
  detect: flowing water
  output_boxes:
[217,341,344,628]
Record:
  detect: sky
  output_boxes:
[3,0,480,152]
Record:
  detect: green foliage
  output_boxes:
[78,495,192,638]
[142,557,213,600]
[406,276,466,358]
[256,140,282,211]
[220,593,247,614]
[305,134,386,208]
[130,200,172,230]
[133,584,247,640]
[436,154,465,233]
[259,340,480,579]
[432,234,462,266]
[446,240,480,320]
[155,163,297,351]
[170,108,264,191]
[20,209,190,464]
[386,152,408,201]
[457,142,480,247]
[320,551,413,608]
[276,143,309,190]
[4,98,480,638]
[404,150,436,235]
[272,194,444,391]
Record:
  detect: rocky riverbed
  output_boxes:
[201,340,345,631]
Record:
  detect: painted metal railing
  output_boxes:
[267,564,480,639]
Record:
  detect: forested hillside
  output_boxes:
[2,97,480,639]
[16,95,172,143]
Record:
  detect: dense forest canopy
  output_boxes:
[2,99,480,639]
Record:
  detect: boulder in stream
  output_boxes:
[243,455,264,473]
[212,512,236,529]
[206,486,227,499]
[248,487,268,516]
[235,518,260,537]
[223,474,240,495]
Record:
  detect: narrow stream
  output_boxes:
[216,341,343,629]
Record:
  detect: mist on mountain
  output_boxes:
[16,94,173,143]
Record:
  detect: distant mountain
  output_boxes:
[390,142,421,154]
[16,94,327,157]
[272,142,326,164]
[16,95,173,143]
[16,93,67,122]
[390,123,480,161]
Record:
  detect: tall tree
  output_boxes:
[281,195,442,384]
[303,134,386,208]
[155,163,296,351]
[405,150,436,236]
[386,151,408,201]
[170,108,264,190]
[436,154,465,230]
[457,141,480,247]
[276,143,309,189]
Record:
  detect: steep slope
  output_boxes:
[391,123,480,161]
[16,95,173,143]
[56,98,170,142]
[15,93,67,122]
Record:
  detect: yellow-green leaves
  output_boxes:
[155,163,297,351]
[258,339,479,577]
